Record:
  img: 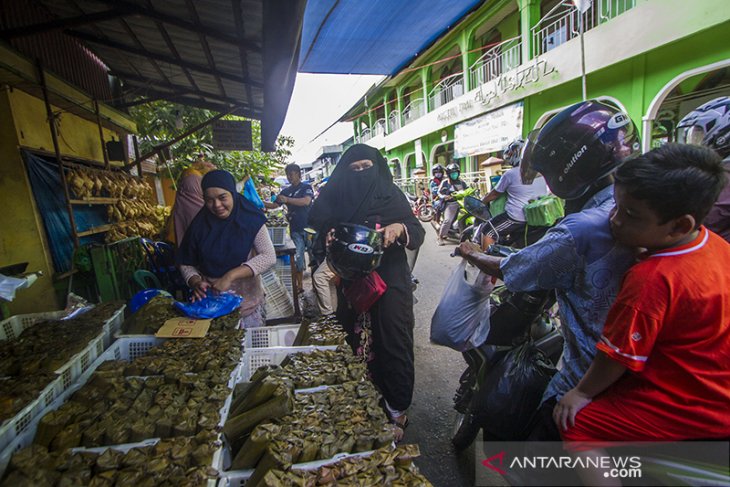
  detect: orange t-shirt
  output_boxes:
[596,226,730,436]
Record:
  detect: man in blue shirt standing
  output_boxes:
[266,163,314,291]
[457,100,641,440]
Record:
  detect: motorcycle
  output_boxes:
[430,187,478,241]
[460,196,553,250]
[405,189,435,222]
[450,244,564,450]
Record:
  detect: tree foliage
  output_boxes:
[129,101,294,182]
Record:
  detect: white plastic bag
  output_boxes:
[430,260,494,351]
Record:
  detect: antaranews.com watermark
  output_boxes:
[475,441,730,486]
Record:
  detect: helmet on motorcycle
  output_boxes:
[676,96,730,158]
[525,100,640,199]
[432,164,445,177]
[326,223,384,281]
[446,162,460,180]
[503,138,526,167]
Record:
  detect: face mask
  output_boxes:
[434,172,443,179]
[450,172,459,180]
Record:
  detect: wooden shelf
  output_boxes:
[77,224,113,237]
[70,197,119,205]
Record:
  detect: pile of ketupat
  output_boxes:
[293,315,348,346]
[121,295,241,335]
[3,433,218,486]
[261,444,432,487]
[1,330,244,486]
[0,302,124,422]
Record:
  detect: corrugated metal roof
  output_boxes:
[1,0,304,150]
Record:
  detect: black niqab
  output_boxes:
[308,144,412,232]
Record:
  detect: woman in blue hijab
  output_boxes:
[177,170,276,327]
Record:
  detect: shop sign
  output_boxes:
[475,60,556,106]
[454,102,524,158]
[212,120,253,151]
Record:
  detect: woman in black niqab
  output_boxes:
[308,144,425,439]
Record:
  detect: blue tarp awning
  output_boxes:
[299,0,484,75]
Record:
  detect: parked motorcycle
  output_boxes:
[430,187,478,241]
[449,244,564,450]
[406,189,435,222]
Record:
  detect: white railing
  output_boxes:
[429,73,464,110]
[359,127,372,143]
[373,118,386,137]
[532,0,635,58]
[403,98,425,126]
[470,37,522,87]
[388,110,401,133]
[394,171,490,196]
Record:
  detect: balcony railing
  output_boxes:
[532,0,636,58]
[373,118,386,137]
[470,37,522,87]
[359,127,372,143]
[429,73,464,110]
[403,98,425,126]
[388,110,401,133]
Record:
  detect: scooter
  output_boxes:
[431,187,478,241]
[450,244,564,450]
[460,196,553,249]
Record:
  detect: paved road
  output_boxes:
[405,223,507,487]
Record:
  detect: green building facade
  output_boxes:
[341,0,730,192]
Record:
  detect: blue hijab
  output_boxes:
[177,170,267,278]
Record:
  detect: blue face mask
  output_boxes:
[450,171,459,180]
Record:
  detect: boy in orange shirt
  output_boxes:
[554,143,730,442]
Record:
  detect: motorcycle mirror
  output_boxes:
[463,196,492,222]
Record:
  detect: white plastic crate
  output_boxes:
[239,345,338,382]
[244,324,300,349]
[267,226,287,246]
[261,270,294,320]
[100,305,125,347]
[0,311,67,341]
[275,258,293,295]
[54,332,106,392]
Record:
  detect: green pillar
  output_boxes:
[460,31,471,91]
[519,0,540,62]
[421,68,429,112]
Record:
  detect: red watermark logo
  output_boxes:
[482,451,507,475]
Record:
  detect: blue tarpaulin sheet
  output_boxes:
[23,152,107,273]
[299,0,483,75]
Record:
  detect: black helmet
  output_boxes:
[503,138,525,167]
[446,162,460,179]
[326,223,384,281]
[526,100,640,199]
[676,96,730,158]
[432,164,445,176]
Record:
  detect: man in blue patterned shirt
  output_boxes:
[457,100,641,440]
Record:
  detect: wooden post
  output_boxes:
[94,99,111,169]
[37,60,79,248]
[132,134,143,178]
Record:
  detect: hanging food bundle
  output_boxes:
[65,168,153,200]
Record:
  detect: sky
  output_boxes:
[279,73,384,165]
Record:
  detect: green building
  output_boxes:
[340,0,730,193]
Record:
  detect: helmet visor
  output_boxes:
[677,125,705,145]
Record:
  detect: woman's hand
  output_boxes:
[378,223,406,248]
[188,275,211,302]
[553,388,593,431]
[213,271,235,293]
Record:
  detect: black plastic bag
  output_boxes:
[475,341,558,440]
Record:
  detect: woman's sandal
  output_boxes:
[390,415,409,443]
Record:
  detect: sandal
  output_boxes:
[389,415,409,443]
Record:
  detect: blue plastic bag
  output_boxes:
[242,178,264,209]
[129,289,173,314]
[174,291,243,319]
